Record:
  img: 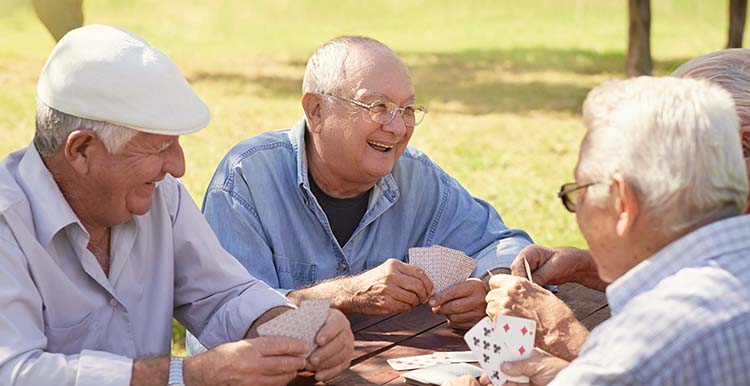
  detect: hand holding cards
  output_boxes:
[464,316,536,386]
[409,245,476,293]
[257,299,330,357]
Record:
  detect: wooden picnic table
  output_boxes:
[290,283,608,386]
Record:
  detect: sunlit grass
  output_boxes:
[1,0,744,356]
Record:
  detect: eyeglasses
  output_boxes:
[558,182,599,213]
[323,93,428,127]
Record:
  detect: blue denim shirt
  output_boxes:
[203,119,533,292]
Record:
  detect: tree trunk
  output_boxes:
[626,0,652,77]
[728,0,748,48]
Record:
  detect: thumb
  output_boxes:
[501,360,528,377]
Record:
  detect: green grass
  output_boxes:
[1,0,745,355]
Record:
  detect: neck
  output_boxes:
[306,139,376,199]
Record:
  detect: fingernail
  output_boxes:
[429,299,436,306]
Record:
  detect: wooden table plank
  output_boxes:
[555,283,607,321]
[581,305,610,330]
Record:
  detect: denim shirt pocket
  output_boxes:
[274,254,318,289]
[44,308,103,355]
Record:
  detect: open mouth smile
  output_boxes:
[367,140,394,152]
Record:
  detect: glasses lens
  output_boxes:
[412,107,426,126]
[559,183,577,213]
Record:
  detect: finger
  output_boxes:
[315,310,349,347]
[396,261,435,297]
[445,308,485,325]
[394,272,432,304]
[433,291,483,315]
[257,355,307,375]
[429,280,475,307]
[314,358,351,382]
[509,255,527,278]
[387,283,424,308]
[253,336,309,356]
[479,373,491,385]
[310,328,350,368]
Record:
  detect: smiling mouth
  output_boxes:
[367,140,394,152]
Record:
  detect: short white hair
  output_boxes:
[672,49,750,128]
[302,36,398,95]
[34,99,136,156]
[579,76,748,231]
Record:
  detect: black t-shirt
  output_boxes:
[308,174,371,247]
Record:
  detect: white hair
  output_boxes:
[579,76,748,232]
[34,99,137,156]
[301,36,399,95]
[672,49,750,128]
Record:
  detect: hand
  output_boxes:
[441,374,490,386]
[342,258,435,315]
[511,245,607,291]
[486,275,588,361]
[501,348,569,386]
[307,309,354,382]
[184,336,308,386]
[430,279,486,329]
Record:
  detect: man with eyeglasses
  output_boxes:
[448,76,750,386]
[187,36,532,354]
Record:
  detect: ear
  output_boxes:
[302,92,324,134]
[611,173,640,236]
[63,130,99,175]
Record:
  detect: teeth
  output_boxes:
[368,140,393,149]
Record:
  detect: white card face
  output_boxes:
[438,351,477,363]
[409,245,477,293]
[493,315,537,383]
[464,317,507,386]
[257,299,330,357]
[402,363,484,385]
[387,353,452,371]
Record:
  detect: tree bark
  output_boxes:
[626,0,652,77]
[728,0,748,48]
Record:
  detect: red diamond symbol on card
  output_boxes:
[521,326,528,335]
[518,346,526,355]
[503,323,510,332]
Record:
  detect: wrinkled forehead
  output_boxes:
[337,47,415,103]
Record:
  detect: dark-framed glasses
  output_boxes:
[558,182,599,213]
[323,93,428,126]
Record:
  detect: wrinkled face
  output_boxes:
[89,132,185,226]
[315,50,416,185]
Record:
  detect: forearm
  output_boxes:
[288,276,360,314]
[245,306,295,338]
[130,357,168,386]
[543,313,589,361]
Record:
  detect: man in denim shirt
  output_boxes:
[200,36,532,329]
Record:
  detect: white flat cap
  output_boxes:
[37,24,209,135]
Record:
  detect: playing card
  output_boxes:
[409,245,477,292]
[464,317,507,386]
[439,351,477,363]
[257,299,330,357]
[523,256,534,283]
[387,353,452,371]
[402,363,484,386]
[493,315,537,383]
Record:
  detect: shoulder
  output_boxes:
[0,149,28,214]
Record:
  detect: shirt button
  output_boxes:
[339,263,349,271]
[109,298,118,307]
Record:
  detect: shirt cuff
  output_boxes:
[77,350,133,386]
[199,286,292,348]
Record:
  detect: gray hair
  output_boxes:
[672,49,750,128]
[302,36,400,95]
[579,76,748,232]
[34,99,136,157]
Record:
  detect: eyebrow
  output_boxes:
[359,92,416,105]
[157,139,173,152]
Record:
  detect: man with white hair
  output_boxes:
[449,76,750,385]
[0,25,353,386]
[193,36,532,334]
[483,49,750,363]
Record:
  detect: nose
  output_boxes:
[163,138,186,178]
[382,111,408,136]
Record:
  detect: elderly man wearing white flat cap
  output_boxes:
[0,25,353,386]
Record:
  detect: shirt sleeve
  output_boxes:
[202,182,287,291]
[0,227,133,386]
[169,181,291,349]
[426,173,533,276]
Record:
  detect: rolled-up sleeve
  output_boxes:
[170,182,291,348]
[0,233,133,386]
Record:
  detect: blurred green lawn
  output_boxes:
[0,0,743,355]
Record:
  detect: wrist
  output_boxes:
[182,355,206,386]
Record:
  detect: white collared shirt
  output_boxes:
[0,146,291,386]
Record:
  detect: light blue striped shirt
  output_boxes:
[551,215,750,386]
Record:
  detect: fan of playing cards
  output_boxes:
[257,299,331,357]
[408,245,477,293]
[464,315,537,386]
